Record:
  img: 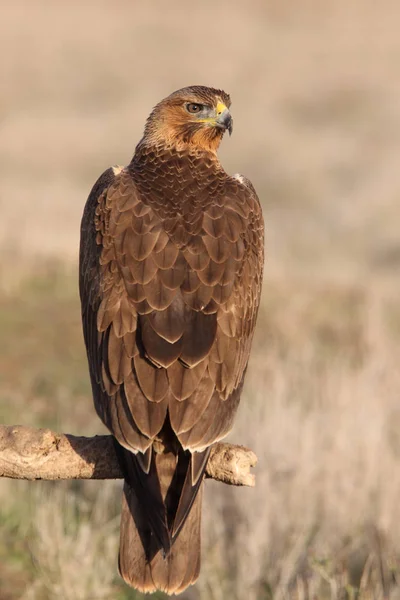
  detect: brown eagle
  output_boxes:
[79,86,264,595]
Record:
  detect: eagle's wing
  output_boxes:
[80,166,169,455]
[80,167,263,453]
[167,173,264,451]
[79,166,263,551]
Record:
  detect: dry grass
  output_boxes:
[1,274,400,599]
[27,485,120,600]
[1,1,400,599]
[200,281,400,600]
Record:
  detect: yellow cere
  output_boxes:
[216,101,228,115]
[198,101,228,124]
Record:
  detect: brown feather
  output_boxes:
[224,209,246,242]
[182,284,214,310]
[208,338,237,396]
[204,202,224,219]
[225,194,251,218]
[171,451,209,538]
[79,85,265,597]
[178,384,242,451]
[182,246,210,271]
[167,360,207,401]
[123,279,146,302]
[219,254,238,285]
[143,274,177,310]
[96,295,120,332]
[181,269,201,293]
[133,352,170,401]
[202,297,220,314]
[122,330,137,359]
[136,446,152,474]
[185,234,206,254]
[231,236,246,261]
[153,240,179,269]
[211,280,235,304]
[181,311,217,367]
[128,229,160,260]
[148,293,186,343]
[197,258,225,286]
[114,188,138,212]
[209,330,231,363]
[108,325,132,385]
[202,235,232,264]
[169,373,215,435]
[131,211,153,235]
[217,308,237,337]
[119,478,203,595]
[124,373,168,437]
[191,450,210,485]
[153,230,170,253]
[158,255,186,289]
[202,212,226,238]
[112,296,137,338]
[132,200,152,218]
[128,253,158,285]
[114,390,152,452]
[141,318,183,368]
[101,362,118,395]
[132,297,153,315]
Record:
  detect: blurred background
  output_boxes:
[1,1,400,598]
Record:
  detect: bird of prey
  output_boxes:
[79,85,264,595]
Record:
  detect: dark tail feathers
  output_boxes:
[116,443,209,595]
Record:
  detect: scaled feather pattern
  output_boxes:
[79,85,264,595]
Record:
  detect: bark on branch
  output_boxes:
[0,425,257,487]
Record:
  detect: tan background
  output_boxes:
[1,2,400,599]
[2,0,400,277]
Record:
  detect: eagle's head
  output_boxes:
[143,86,233,153]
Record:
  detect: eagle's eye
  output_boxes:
[186,103,203,114]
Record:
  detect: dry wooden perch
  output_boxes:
[0,425,257,487]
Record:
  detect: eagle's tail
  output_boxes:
[119,480,203,595]
[117,444,208,595]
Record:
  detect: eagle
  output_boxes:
[79,86,264,595]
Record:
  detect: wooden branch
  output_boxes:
[0,425,257,487]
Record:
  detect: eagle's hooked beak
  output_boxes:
[215,102,233,136]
